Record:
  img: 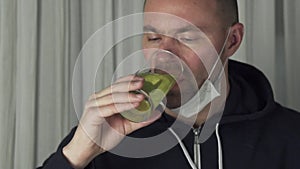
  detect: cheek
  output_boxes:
[142,36,156,50]
[189,43,219,76]
[180,49,208,87]
[142,49,152,61]
[186,58,207,81]
[142,39,157,61]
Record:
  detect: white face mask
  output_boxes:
[170,28,231,118]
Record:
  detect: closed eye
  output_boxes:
[179,37,196,42]
[177,34,203,44]
[146,33,162,42]
[148,37,161,41]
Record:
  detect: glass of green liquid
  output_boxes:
[121,50,184,123]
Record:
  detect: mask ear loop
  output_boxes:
[207,27,232,86]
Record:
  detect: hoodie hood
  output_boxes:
[220,60,277,124]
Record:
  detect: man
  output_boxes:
[38,0,300,169]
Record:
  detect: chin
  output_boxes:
[166,89,181,109]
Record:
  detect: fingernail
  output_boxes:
[132,102,140,107]
[136,94,144,99]
[135,76,144,81]
[133,80,142,86]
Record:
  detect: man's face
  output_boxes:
[143,0,229,108]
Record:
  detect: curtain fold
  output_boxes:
[0,0,299,168]
[0,1,18,168]
[235,0,276,84]
[35,0,80,166]
[14,0,38,168]
[0,0,80,168]
[283,0,300,111]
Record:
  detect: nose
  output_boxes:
[158,35,180,54]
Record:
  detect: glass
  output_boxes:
[121,50,184,123]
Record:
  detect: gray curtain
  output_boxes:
[0,0,299,168]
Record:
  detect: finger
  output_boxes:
[86,93,145,108]
[92,80,144,99]
[115,75,143,83]
[88,75,144,101]
[93,102,140,118]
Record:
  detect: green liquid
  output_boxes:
[121,72,176,123]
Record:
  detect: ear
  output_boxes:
[224,23,244,58]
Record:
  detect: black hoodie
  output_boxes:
[37,60,300,169]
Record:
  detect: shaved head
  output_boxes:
[215,0,239,26]
[144,0,239,27]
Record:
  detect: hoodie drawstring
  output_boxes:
[215,123,223,169]
[168,128,198,169]
[193,127,202,169]
[168,123,223,169]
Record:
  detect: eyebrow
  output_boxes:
[143,25,158,33]
[143,24,203,34]
[176,25,200,33]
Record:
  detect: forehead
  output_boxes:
[144,0,220,30]
[143,13,201,33]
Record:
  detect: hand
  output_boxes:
[63,75,161,169]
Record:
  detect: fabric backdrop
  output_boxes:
[0,0,299,168]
